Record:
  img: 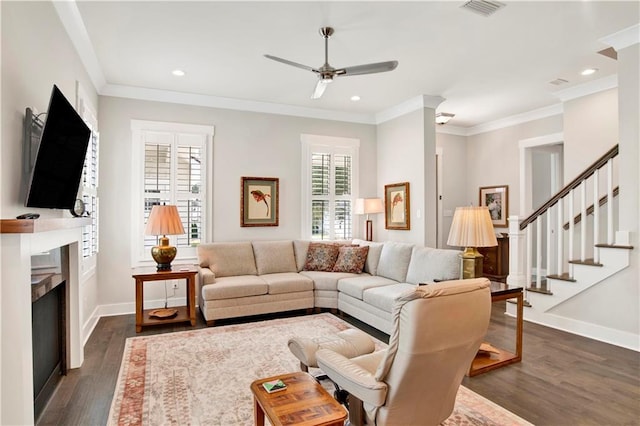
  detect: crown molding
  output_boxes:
[53,1,106,91]
[375,95,445,124]
[101,84,376,124]
[465,103,563,136]
[553,75,618,103]
[600,23,640,51]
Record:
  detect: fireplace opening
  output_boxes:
[31,267,67,420]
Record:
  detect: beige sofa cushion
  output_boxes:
[405,246,461,284]
[352,239,384,276]
[252,241,297,275]
[362,283,415,313]
[299,270,363,291]
[260,272,314,294]
[376,242,414,282]
[293,240,311,272]
[338,275,398,301]
[197,242,257,277]
[201,275,267,300]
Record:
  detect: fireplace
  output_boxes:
[31,269,66,420]
[1,217,90,424]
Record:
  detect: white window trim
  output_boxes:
[76,81,99,277]
[300,133,360,240]
[131,120,214,267]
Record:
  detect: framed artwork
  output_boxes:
[479,185,509,227]
[384,182,410,230]
[241,177,279,227]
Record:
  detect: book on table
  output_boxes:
[262,379,287,393]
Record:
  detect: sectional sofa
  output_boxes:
[196,239,461,333]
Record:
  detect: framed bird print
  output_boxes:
[241,177,279,227]
[385,182,410,230]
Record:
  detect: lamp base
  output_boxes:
[365,219,373,241]
[459,247,484,279]
[151,236,177,271]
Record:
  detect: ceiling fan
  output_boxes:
[264,27,398,99]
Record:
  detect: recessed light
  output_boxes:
[581,68,598,76]
[172,69,186,77]
[350,95,361,102]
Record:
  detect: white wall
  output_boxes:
[376,108,437,245]
[436,131,468,249]
[465,115,563,225]
[97,96,377,308]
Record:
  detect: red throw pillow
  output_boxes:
[332,245,369,274]
[303,243,340,271]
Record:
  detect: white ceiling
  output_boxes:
[69,1,639,128]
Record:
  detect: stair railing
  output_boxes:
[508,145,619,296]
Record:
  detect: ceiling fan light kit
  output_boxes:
[264,27,398,99]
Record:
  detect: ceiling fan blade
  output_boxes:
[264,54,318,73]
[337,60,399,77]
[311,79,329,99]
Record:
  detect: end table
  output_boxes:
[132,265,197,332]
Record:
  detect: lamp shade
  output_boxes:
[145,205,185,236]
[447,206,498,248]
[354,198,384,215]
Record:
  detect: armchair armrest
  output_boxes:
[316,349,387,407]
[198,267,216,285]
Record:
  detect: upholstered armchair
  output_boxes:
[316,278,492,426]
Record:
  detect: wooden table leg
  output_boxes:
[135,278,143,332]
[188,275,196,326]
[253,396,265,426]
[515,291,523,361]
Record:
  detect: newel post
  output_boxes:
[507,215,527,287]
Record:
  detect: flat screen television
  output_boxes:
[25,85,91,209]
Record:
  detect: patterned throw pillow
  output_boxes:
[303,243,340,271]
[332,245,370,274]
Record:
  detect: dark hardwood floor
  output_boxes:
[38,303,639,425]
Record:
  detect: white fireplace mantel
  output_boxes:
[1,218,90,425]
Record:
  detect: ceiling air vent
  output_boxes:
[549,78,569,86]
[461,0,506,17]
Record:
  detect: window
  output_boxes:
[301,134,359,240]
[131,121,214,265]
[76,82,99,262]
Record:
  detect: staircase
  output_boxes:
[505,145,634,344]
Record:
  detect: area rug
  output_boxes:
[108,313,532,425]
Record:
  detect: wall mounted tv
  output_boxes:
[24,85,90,210]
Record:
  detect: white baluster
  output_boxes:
[593,169,600,263]
[568,189,574,263]
[526,225,532,288]
[536,216,542,289]
[607,158,614,245]
[580,180,586,262]
[557,199,563,276]
[507,216,527,288]
[546,208,552,277]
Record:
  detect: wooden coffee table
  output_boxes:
[250,371,347,426]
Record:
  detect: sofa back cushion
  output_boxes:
[376,242,414,282]
[252,240,297,275]
[405,246,461,284]
[293,240,311,272]
[352,239,384,275]
[197,242,257,277]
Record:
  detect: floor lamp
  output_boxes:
[355,198,384,241]
[446,206,498,279]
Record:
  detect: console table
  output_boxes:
[468,281,523,376]
[132,265,197,332]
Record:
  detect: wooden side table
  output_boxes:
[250,371,347,426]
[468,281,523,376]
[132,265,197,333]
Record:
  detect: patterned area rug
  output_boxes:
[108,313,532,425]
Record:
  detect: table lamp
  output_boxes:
[145,204,185,271]
[354,198,384,241]
[447,206,498,279]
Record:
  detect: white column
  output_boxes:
[507,215,527,287]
